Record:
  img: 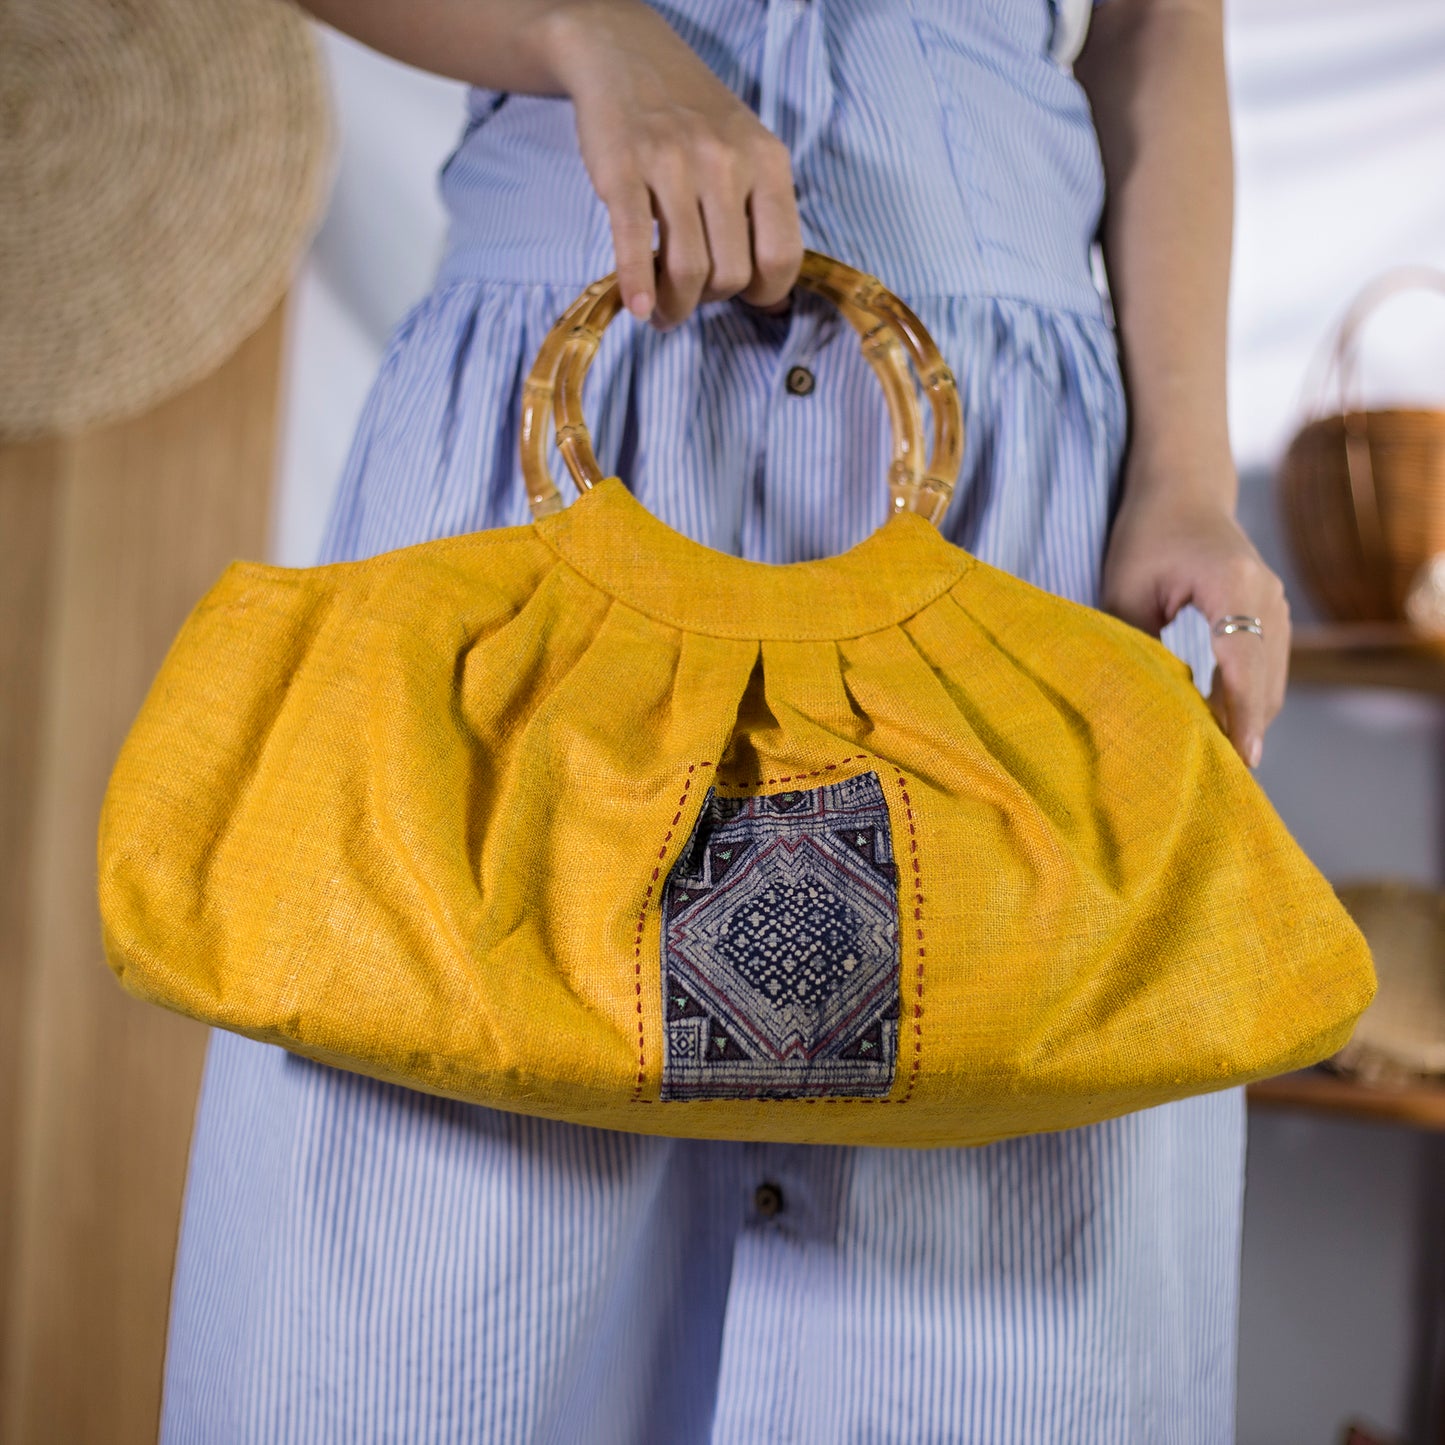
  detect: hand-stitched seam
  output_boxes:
[895,769,925,1103]
[530,532,975,641]
[712,754,872,791]
[630,760,716,1102]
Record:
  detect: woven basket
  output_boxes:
[1277,267,1445,623]
[1328,879,1445,1084]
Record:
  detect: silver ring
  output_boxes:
[1213,614,1264,639]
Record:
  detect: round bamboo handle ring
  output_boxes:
[520,249,963,525]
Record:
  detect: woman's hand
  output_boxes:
[292,0,802,328]
[540,0,803,328]
[1079,0,1275,761]
[1100,464,1291,770]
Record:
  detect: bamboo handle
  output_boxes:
[520,250,964,525]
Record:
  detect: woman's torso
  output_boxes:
[435,0,1109,317]
[157,8,1244,1432]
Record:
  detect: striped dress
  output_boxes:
[160,1,1245,1440]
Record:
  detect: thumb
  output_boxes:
[1206,661,1231,737]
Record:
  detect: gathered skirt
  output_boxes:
[159,277,1243,1444]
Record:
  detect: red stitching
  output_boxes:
[895,769,925,1103]
[629,762,714,1101]
[713,753,871,790]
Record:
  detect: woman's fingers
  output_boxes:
[740,138,804,311]
[603,176,662,321]
[1100,480,1293,773]
[564,2,802,329]
[651,177,710,328]
[640,132,802,325]
[598,141,798,326]
[605,144,801,327]
[1207,641,1268,768]
[697,145,755,305]
[1203,576,1291,768]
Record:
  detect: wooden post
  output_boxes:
[0,301,287,1445]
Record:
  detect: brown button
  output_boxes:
[785,364,815,397]
[754,1182,785,1218]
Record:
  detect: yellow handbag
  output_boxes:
[97,252,1375,1148]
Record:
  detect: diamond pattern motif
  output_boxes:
[660,770,900,1099]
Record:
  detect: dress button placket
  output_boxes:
[753,1181,786,1218]
[784,364,815,396]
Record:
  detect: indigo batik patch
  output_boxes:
[660,770,901,1100]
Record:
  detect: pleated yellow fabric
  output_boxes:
[97,476,1375,1147]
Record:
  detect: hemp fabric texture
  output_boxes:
[97,474,1375,1148]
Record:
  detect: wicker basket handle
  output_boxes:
[1318,264,1445,415]
[519,250,964,524]
[1295,265,1445,604]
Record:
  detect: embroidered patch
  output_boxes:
[660,770,900,1100]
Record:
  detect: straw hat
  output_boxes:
[1330,880,1445,1083]
[0,0,333,438]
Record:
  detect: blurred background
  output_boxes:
[4,1,1445,1441]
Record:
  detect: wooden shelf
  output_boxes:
[1290,623,1445,694]
[1275,627,1445,1133]
[1247,1067,1445,1130]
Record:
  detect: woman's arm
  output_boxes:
[1076,0,1289,769]
[1075,0,1233,502]
[290,0,802,326]
[291,0,593,94]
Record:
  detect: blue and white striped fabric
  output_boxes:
[436,0,1113,314]
[160,2,1243,1440]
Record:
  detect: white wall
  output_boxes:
[269,31,463,570]
[1222,9,1445,1430]
[273,10,1445,1440]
